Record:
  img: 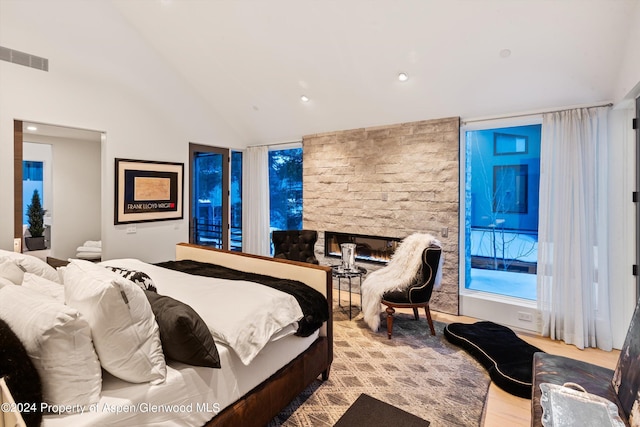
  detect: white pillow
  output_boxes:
[56,265,66,284]
[0,250,60,283]
[22,273,64,303]
[0,258,24,285]
[64,259,166,384]
[0,285,102,407]
[0,276,14,289]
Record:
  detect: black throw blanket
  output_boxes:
[154,259,329,337]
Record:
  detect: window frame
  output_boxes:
[459,115,542,331]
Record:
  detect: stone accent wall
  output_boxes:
[303,117,460,315]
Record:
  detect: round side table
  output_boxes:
[331,265,367,319]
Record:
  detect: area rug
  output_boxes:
[334,393,430,427]
[268,310,490,427]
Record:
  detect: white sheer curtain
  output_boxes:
[242,146,271,256]
[537,106,612,350]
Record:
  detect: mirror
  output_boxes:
[14,120,103,261]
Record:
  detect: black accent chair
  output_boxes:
[381,245,442,339]
[271,230,319,264]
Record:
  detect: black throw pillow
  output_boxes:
[0,318,43,427]
[144,290,221,368]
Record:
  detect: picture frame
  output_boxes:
[114,158,184,225]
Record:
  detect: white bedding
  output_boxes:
[100,259,304,365]
[42,332,319,427]
[42,258,320,427]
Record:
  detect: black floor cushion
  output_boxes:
[444,321,543,398]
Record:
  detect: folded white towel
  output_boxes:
[83,240,102,248]
[76,252,102,260]
[76,246,102,253]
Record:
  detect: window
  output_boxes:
[230,151,242,251]
[268,147,303,232]
[464,124,541,300]
[189,144,229,249]
[23,161,44,224]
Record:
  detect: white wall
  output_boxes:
[615,2,640,102]
[0,1,248,262]
[609,1,640,347]
[607,105,637,349]
[52,137,101,259]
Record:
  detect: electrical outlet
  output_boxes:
[126,226,137,234]
[517,311,533,322]
[13,238,21,252]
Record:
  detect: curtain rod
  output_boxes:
[461,102,613,126]
[248,140,302,149]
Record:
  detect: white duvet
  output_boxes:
[99,259,304,365]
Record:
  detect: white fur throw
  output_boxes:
[361,233,443,332]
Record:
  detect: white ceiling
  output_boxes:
[6,0,640,145]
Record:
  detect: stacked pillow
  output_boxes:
[0,252,169,417]
[22,273,64,303]
[0,257,25,285]
[0,285,102,407]
[0,250,225,423]
[64,259,166,384]
[0,249,60,283]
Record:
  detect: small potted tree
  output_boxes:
[25,189,47,251]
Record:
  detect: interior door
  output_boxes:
[189,144,229,249]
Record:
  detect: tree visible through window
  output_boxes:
[230,151,242,251]
[269,148,303,232]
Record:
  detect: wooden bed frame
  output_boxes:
[174,243,333,427]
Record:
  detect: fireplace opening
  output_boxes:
[324,231,401,264]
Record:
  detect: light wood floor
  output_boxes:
[334,292,620,427]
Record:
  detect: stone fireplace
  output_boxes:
[303,116,460,315]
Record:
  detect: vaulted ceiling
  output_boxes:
[4,0,639,145]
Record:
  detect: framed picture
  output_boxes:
[114,158,184,224]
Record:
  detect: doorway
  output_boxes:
[14,120,103,259]
[189,143,230,250]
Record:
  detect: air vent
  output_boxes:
[0,46,48,71]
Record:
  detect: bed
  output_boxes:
[0,243,333,427]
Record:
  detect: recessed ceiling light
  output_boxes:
[26,126,37,131]
[300,95,310,103]
[398,72,409,82]
[499,49,511,58]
